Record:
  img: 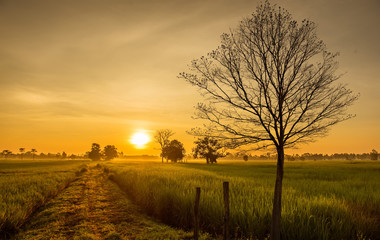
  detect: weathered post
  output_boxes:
[223,181,230,240]
[194,187,201,240]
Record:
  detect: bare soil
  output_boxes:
[13,166,192,240]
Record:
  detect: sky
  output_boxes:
[0,0,379,156]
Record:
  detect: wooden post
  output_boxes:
[223,181,230,240]
[194,187,201,240]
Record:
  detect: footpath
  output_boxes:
[13,166,192,240]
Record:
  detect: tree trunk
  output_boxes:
[271,145,284,240]
[161,156,163,163]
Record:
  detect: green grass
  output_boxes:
[14,165,202,240]
[0,159,88,238]
[106,159,380,240]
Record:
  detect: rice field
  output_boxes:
[1,158,378,239]
[0,160,88,238]
[106,159,380,240]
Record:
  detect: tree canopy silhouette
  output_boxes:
[193,136,225,164]
[19,148,25,160]
[180,1,358,239]
[370,149,378,160]
[162,139,185,163]
[31,149,37,160]
[103,145,118,160]
[88,143,102,161]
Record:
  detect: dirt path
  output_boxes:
[14,165,192,240]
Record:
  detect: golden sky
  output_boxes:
[0,0,379,155]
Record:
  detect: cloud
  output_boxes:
[0,0,379,153]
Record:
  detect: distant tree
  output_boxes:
[162,139,185,163]
[179,1,358,238]
[243,155,249,161]
[88,143,102,161]
[193,137,225,164]
[370,149,378,160]
[19,148,25,160]
[31,149,37,160]
[154,129,174,163]
[103,145,118,160]
[2,150,12,159]
[62,151,67,159]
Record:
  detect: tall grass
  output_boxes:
[107,160,380,239]
[0,160,88,237]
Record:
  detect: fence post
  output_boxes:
[194,187,201,240]
[223,181,230,240]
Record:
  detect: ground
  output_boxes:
[13,165,193,240]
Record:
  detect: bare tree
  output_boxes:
[154,129,174,163]
[179,1,358,239]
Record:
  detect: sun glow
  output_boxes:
[130,131,150,149]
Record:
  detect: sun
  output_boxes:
[130,131,150,149]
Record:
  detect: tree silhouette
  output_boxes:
[162,139,185,163]
[370,149,378,160]
[180,1,358,239]
[31,149,37,160]
[193,137,225,164]
[88,143,102,161]
[103,145,118,160]
[19,148,25,160]
[154,129,174,163]
[2,150,12,159]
